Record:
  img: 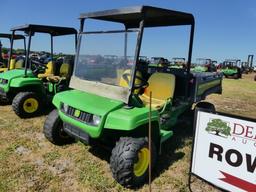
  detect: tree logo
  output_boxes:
[205,119,231,137]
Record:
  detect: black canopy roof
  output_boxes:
[80,6,194,28]
[0,33,25,40]
[11,24,77,36]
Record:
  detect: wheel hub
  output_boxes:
[134,147,149,177]
[23,98,39,113]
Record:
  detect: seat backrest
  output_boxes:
[59,63,70,77]
[44,61,54,74]
[119,69,142,94]
[9,59,16,70]
[144,72,175,100]
[15,59,24,69]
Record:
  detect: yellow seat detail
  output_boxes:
[140,72,175,109]
[15,59,24,69]
[119,69,142,94]
[46,63,70,83]
[38,61,54,78]
[59,63,70,77]
[0,68,7,73]
[0,58,24,72]
[9,59,16,70]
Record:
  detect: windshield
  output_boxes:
[196,59,211,66]
[74,31,138,87]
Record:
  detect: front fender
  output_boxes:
[104,107,159,131]
[10,77,42,88]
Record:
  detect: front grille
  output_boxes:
[62,104,93,124]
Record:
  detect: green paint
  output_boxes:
[191,66,208,72]
[221,68,238,76]
[53,90,160,137]
[197,79,221,95]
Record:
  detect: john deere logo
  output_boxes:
[74,109,81,118]
[206,119,231,137]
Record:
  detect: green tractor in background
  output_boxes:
[241,54,254,74]
[221,59,242,79]
[43,6,223,188]
[0,24,77,117]
[0,33,26,72]
[191,58,217,72]
[170,57,186,69]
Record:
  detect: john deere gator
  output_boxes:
[43,6,223,188]
[0,24,77,118]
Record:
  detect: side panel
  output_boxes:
[10,77,43,88]
[191,72,223,102]
[104,107,159,131]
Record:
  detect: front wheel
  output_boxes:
[110,137,156,188]
[195,101,216,112]
[43,109,74,145]
[12,92,41,118]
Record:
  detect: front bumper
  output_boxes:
[0,87,7,98]
[63,122,90,144]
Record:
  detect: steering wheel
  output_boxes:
[31,59,48,75]
[122,72,149,89]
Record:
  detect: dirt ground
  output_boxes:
[0,73,255,192]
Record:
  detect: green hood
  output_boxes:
[221,68,237,75]
[53,89,124,116]
[0,69,36,92]
[53,89,125,138]
[0,69,34,80]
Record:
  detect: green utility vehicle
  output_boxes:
[221,59,242,79]
[241,55,254,74]
[170,57,186,69]
[0,24,77,117]
[43,6,223,187]
[0,33,26,72]
[191,58,216,72]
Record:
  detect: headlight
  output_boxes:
[92,115,101,126]
[62,103,69,113]
[2,79,8,84]
[0,78,8,84]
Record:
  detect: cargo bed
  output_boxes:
[148,67,223,103]
[190,72,223,102]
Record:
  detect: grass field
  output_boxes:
[0,73,255,192]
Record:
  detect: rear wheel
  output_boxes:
[110,137,156,188]
[12,92,41,118]
[43,109,74,145]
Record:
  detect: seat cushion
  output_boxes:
[139,94,166,109]
[0,68,8,73]
[46,75,66,83]
[38,73,54,78]
[37,61,54,78]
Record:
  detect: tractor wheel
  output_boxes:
[233,73,241,79]
[44,109,74,145]
[110,137,156,188]
[195,101,216,112]
[12,92,41,118]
